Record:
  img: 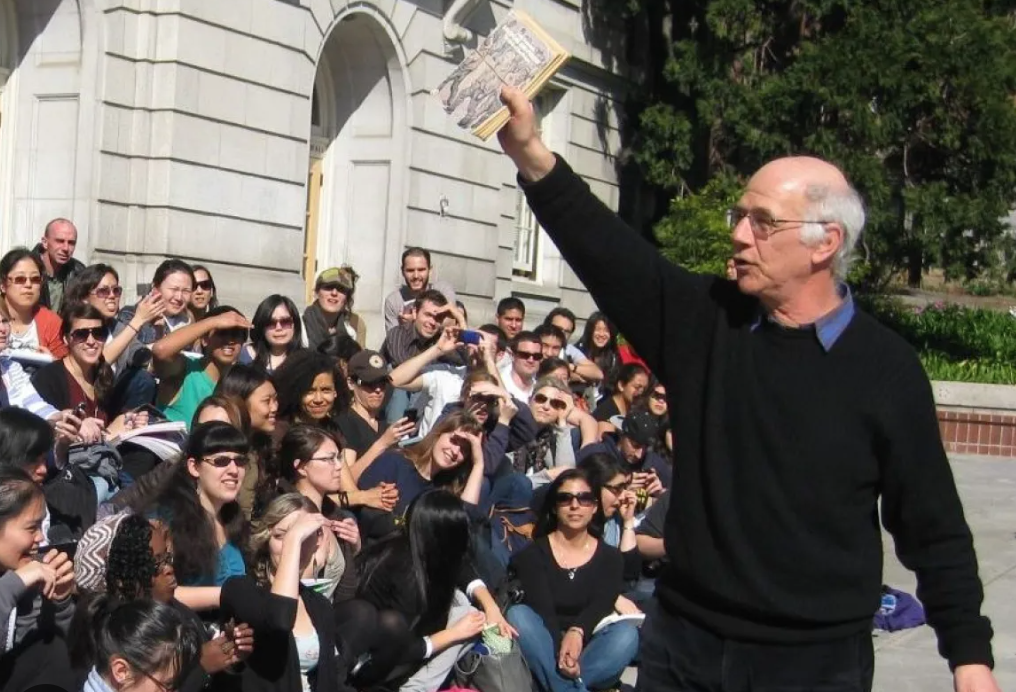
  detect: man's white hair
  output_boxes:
[798,183,866,280]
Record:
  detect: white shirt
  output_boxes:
[499,362,533,403]
[418,366,467,437]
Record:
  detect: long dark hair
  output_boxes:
[191,265,219,310]
[135,422,249,583]
[358,490,470,630]
[250,294,304,369]
[215,364,274,501]
[61,302,116,405]
[535,467,602,538]
[64,263,120,309]
[0,408,54,471]
[576,311,620,385]
[90,598,202,690]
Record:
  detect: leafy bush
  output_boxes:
[861,295,1016,384]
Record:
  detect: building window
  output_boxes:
[512,91,559,280]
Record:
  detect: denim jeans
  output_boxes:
[507,604,639,692]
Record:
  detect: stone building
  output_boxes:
[0,0,626,346]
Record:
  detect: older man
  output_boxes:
[33,218,84,313]
[495,87,999,692]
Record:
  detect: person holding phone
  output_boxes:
[0,467,76,691]
[577,410,670,500]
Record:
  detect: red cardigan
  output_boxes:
[34,306,68,359]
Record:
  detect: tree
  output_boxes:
[588,0,1016,286]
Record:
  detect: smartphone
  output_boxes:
[404,409,419,425]
[132,403,167,421]
[460,330,483,346]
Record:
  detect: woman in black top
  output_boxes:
[591,363,649,439]
[507,468,639,692]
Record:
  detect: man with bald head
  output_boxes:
[494,87,999,692]
[33,217,84,313]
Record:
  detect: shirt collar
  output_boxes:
[750,284,855,352]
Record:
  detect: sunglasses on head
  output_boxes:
[201,454,249,469]
[533,393,568,411]
[516,351,543,362]
[8,275,42,286]
[267,317,294,330]
[555,491,597,507]
[194,280,214,291]
[92,285,123,299]
[70,326,109,343]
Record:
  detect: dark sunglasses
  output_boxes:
[533,393,568,411]
[356,379,387,391]
[516,351,543,362]
[92,285,123,299]
[555,491,597,507]
[650,391,667,401]
[69,326,109,343]
[267,317,294,330]
[194,280,214,291]
[603,481,630,495]
[153,551,174,571]
[318,282,350,294]
[216,328,248,343]
[201,455,249,469]
[8,275,42,286]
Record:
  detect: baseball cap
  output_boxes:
[348,350,390,383]
[621,410,660,447]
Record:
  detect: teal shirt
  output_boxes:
[180,542,246,587]
[161,357,214,428]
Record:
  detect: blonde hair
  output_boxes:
[248,493,319,589]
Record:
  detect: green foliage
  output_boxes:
[654,175,739,275]
[861,295,1016,383]
[605,0,1016,289]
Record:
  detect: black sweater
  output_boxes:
[520,156,992,669]
[510,537,623,654]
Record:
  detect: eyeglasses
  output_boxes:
[201,455,249,469]
[92,285,123,299]
[69,326,109,343]
[194,280,214,291]
[516,351,543,362]
[533,393,568,411]
[602,481,630,495]
[7,275,42,286]
[307,453,342,465]
[136,666,177,692]
[554,491,597,507]
[650,391,667,402]
[267,317,294,330]
[726,208,831,240]
[153,551,174,572]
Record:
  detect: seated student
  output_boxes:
[131,422,249,613]
[188,265,218,323]
[355,412,485,540]
[0,248,68,358]
[273,350,348,442]
[241,294,305,373]
[636,377,671,455]
[506,469,639,692]
[534,323,604,386]
[303,265,364,349]
[382,247,458,333]
[0,468,76,692]
[151,305,251,427]
[220,493,348,692]
[511,378,598,489]
[574,312,621,403]
[591,363,649,438]
[71,513,254,691]
[80,598,204,692]
[349,490,511,692]
[578,410,671,498]
[499,331,543,403]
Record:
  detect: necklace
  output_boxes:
[551,533,591,581]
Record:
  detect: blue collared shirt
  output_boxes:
[750,285,855,351]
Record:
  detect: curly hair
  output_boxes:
[248,493,318,590]
[106,514,157,601]
[272,350,347,425]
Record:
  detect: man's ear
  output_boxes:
[809,222,843,267]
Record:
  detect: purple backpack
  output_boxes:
[873,585,926,631]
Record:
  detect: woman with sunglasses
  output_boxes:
[303,266,364,350]
[592,363,649,439]
[132,422,250,613]
[242,295,305,373]
[188,266,219,323]
[511,378,597,490]
[0,248,68,358]
[151,305,252,427]
[507,468,639,692]
[71,513,254,691]
[634,378,671,455]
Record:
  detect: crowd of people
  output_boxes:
[0,221,671,692]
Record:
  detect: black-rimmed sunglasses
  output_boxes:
[554,491,597,507]
[69,327,109,343]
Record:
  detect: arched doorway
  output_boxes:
[305,12,409,340]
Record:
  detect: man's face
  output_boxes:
[498,308,524,340]
[540,335,563,359]
[618,435,646,464]
[415,299,445,339]
[550,315,575,341]
[513,339,543,379]
[402,256,431,293]
[42,222,78,268]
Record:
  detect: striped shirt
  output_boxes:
[1,357,58,419]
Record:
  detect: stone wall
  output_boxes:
[934,382,1016,457]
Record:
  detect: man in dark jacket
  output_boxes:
[578,410,671,494]
[493,87,999,692]
[33,218,85,313]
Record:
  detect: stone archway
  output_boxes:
[305,10,410,340]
